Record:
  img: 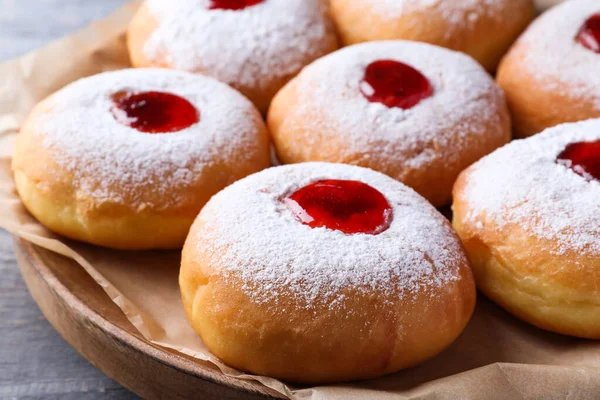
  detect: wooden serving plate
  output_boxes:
[13,237,285,400]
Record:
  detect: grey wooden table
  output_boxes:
[0,2,139,398]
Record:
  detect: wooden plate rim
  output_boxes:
[14,236,285,399]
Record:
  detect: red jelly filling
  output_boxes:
[111,91,199,134]
[576,13,600,53]
[359,60,433,109]
[209,0,264,10]
[556,140,600,182]
[285,180,393,235]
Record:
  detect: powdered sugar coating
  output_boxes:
[515,0,600,110]
[194,162,467,310]
[459,119,600,256]
[34,68,265,209]
[286,41,507,172]
[144,0,336,90]
[368,0,505,38]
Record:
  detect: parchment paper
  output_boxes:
[2,1,600,399]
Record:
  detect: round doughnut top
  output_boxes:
[194,162,466,310]
[287,41,505,172]
[144,0,334,88]
[33,68,264,208]
[366,0,506,31]
[458,119,600,257]
[514,0,600,109]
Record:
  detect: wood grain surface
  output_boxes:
[0,2,137,398]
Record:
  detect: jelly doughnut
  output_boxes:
[12,69,270,250]
[268,41,511,207]
[180,162,476,383]
[127,0,339,113]
[453,119,600,338]
[497,0,600,137]
[330,0,536,72]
